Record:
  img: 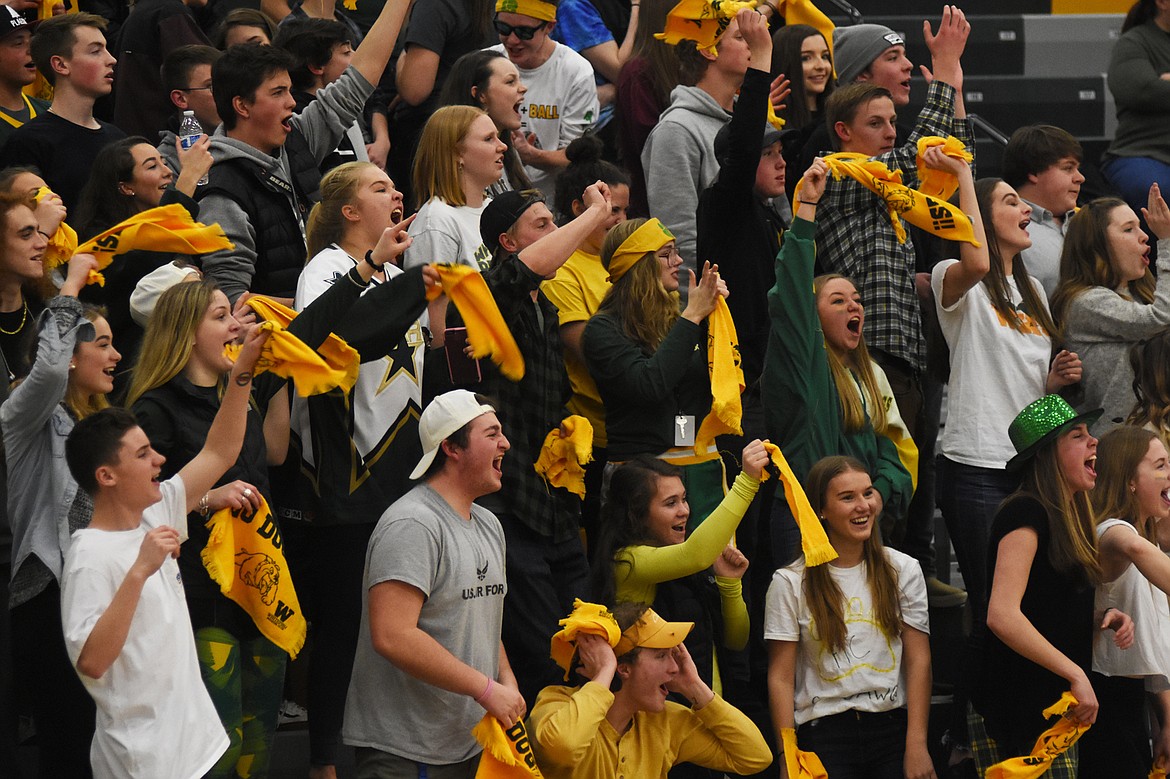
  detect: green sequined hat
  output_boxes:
[1005,395,1102,472]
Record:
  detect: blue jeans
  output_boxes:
[797,708,909,779]
[1102,155,1170,220]
[936,457,1019,623]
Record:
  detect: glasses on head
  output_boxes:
[493,19,547,41]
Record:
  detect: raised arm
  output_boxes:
[931,150,988,307]
[349,0,410,87]
[517,182,611,277]
[175,323,269,512]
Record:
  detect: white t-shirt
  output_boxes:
[404,197,492,271]
[763,548,929,726]
[487,42,599,198]
[294,245,428,466]
[1093,518,1170,691]
[931,259,1054,468]
[61,477,229,779]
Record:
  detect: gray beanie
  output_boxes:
[832,24,905,86]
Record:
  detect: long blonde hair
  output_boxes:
[595,219,679,351]
[1092,425,1160,541]
[305,161,376,261]
[124,280,219,408]
[803,456,903,652]
[813,273,889,435]
[412,105,486,209]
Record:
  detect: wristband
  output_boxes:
[475,677,495,703]
[364,249,386,271]
[799,199,820,206]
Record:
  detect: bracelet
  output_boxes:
[799,198,820,205]
[346,266,371,288]
[198,492,211,517]
[364,249,386,271]
[475,677,495,703]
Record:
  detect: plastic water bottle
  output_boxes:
[179,110,209,186]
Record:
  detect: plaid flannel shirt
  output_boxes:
[814,80,974,372]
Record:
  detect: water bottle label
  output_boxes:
[180,134,200,151]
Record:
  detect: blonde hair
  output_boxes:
[412,105,486,209]
[124,280,219,409]
[63,306,111,420]
[305,161,377,261]
[596,219,679,351]
[813,273,889,435]
[804,456,902,652]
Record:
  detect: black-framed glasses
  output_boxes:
[493,19,547,40]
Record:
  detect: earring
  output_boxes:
[69,363,75,370]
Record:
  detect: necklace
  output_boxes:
[0,300,27,336]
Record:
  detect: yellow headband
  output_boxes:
[613,608,693,656]
[495,0,557,23]
[607,218,674,282]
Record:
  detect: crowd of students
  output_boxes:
[2,0,1170,777]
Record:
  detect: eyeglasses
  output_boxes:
[493,19,547,41]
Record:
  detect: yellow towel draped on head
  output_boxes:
[793,147,980,247]
[74,203,234,287]
[695,296,743,455]
[426,263,526,381]
[986,692,1090,779]
[549,599,621,679]
[33,186,79,271]
[761,442,837,566]
[534,416,594,499]
[201,495,306,658]
[224,296,360,397]
[607,218,674,282]
[472,715,545,779]
[780,728,828,779]
[495,0,557,22]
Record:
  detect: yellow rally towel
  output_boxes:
[76,203,234,287]
[986,692,1090,779]
[201,496,306,658]
[34,186,79,271]
[794,151,980,247]
[761,442,837,566]
[224,296,360,397]
[656,0,756,54]
[473,715,544,779]
[915,135,974,201]
[549,599,621,680]
[1152,767,1167,779]
[495,0,557,22]
[427,263,525,381]
[534,416,594,499]
[695,296,743,455]
[780,728,828,779]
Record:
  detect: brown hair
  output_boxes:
[1002,125,1082,190]
[1127,329,1170,441]
[812,274,889,435]
[596,218,678,351]
[770,25,835,130]
[412,105,487,209]
[1092,425,1160,541]
[31,12,108,87]
[825,82,892,151]
[803,456,902,653]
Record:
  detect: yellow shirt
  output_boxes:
[530,683,772,779]
[541,249,610,447]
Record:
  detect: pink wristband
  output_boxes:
[475,677,495,703]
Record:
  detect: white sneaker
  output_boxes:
[278,699,308,726]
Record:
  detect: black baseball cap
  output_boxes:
[480,189,546,255]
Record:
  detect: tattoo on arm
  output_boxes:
[234,371,252,386]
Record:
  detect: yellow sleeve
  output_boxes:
[715,576,749,651]
[672,694,773,774]
[867,359,919,492]
[530,683,614,769]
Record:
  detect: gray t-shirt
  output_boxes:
[342,483,507,762]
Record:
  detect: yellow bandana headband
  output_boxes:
[607,218,674,282]
[495,0,557,23]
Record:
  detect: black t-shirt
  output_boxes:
[973,494,1095,751]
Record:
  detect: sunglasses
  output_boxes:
[493,19,547,41]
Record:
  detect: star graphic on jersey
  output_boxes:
[376,322,425,393]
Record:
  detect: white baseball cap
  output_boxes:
[409,390,496,480]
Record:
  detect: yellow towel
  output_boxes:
[761,442,837,567]
[472,715,545,779]
[780,728,828,779]
[794,148,980,247]
[986,692,1090,779]
[34,186,80,272]
[427,263,525,381]
[1151,766,1167,779]
[224,296,360,397]
[915,135,974,200]
[534,416,594,499]
[201,495,306,659]
[656,0,756,54]
[695,296,743,455]
[495,0,557,22]
[76,203,234,287]
[549,599,621,680]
